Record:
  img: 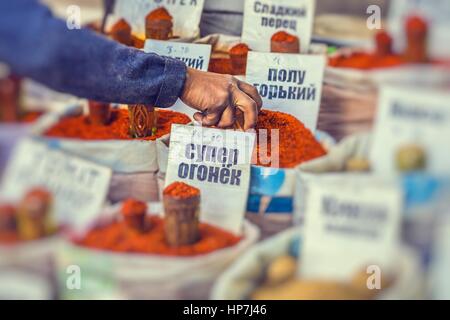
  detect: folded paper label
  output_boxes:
[0,138,112,229]
[246,51,325,131]
[165,124,256,234]
[113,0,205,39]
[370,85,450,176]
[242,0,315,53]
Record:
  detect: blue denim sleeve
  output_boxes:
[0,0,186,107]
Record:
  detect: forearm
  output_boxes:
[0,0,186,107]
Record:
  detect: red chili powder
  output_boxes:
[375,30,392,47]
[44,109,190,141]
[75,215,241,256]
[208,58,234,74]
[110,18,131,34]
[254,110,326,168]
[328,29,405,70]
[271,31,297,43]
[24,187,52,202]
[375,30,393,55]
[147,7,172,21]
[406,15,428,35]
[328,51,405,70]
[21,111,43,123]
[163,182,200,199]
[121,199,147,218]
[230,43,250,56]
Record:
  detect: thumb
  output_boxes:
[193,111,221,127]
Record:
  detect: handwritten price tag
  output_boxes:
[246,51,325,131]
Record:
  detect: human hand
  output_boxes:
[180,68,262,130]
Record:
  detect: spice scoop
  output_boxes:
[121,199,149,232]
[270,31,300,54]
[163,182,200,247]
[375,30,393,57]
[230,43,250,75]
[0,77,20,122]
[404,15,429,63]
[109,18,134,46]
[128,104,158,138]
[88,100,111,125]
[17,188,55,241]
[145,7,173,40]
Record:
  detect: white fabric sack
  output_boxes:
[57,210,260,299]
[298,132,372,174]
[0,238,59,299]
[294,133,371,224]
[112,0,205,40]
[321,48,450,141]
[211,227,424,300]
[32,105,166,203]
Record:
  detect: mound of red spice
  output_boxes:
[254,110,326,168]
[75,215,241,256]
[147,7,172,21]
[328,51,405,70]
[44,108,190,141]
[163,182,200,200]
[229,43,250,55]
[21,111,43,123]
[0,232,20,245]
[406,15,428,35]
[121,199,147,218]
[271,31,297,43]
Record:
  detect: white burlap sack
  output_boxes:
[320,48,450,141]
[0,237,59,299]
[111,0,205,40]
[211,227,424,300]
[295,133,442,270]
[294,133,372,225]
[32,105,166,203]
[57,209,260,300]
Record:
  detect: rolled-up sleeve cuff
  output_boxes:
[154,57,187,108]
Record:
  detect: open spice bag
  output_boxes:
[30,104,191,203]
[56,200,259,300]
